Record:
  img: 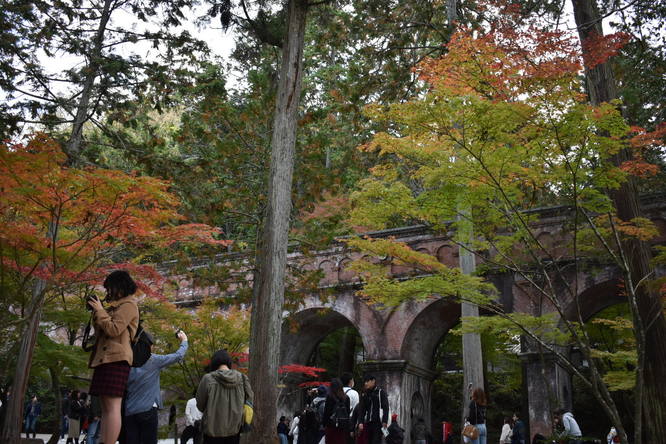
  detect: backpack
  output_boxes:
[330,398,350,430]
[130,321,152,367]
[302,403,320,435]
[386,424,405,444]
[314,399,326,429]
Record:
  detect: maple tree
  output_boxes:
[0,134,227,443]
[346,9,663,444]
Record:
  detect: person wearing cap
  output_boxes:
[385,414,404,444]
[356,374,389,444]
[123,329,189,444]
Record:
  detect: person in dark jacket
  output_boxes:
[323,378,351,444]
[67,390,85,444]
[23,395,41,438]
[278,416,290,444]
[386,414,404,444]
[511,412,526,444]
[61,390,71,439]
[356,374,389,444]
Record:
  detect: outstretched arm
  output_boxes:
[152,332,188,369]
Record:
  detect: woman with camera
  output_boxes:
[87,270,140,444]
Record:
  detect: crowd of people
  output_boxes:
[4,270,611,444]
[276,372,393,444]
[274,380,595,444]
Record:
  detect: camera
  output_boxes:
[86,295,99,311]
[174,328,182,338]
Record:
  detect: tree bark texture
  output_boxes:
[248,0,308,442]
[65,0,113,162]
[458,212,484,422]
[0,279,47,444]
[47,367,61,444]
[571,0,666,441]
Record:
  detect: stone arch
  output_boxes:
[338,257,357,283]
[318,259,337,286]
[279,293,381,418]
[280,291,384,364]
[399,298,461,370]
[436,244,457,267]
[563,276,625,323]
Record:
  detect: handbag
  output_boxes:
[462,424,479,440]
[241,400,254,433]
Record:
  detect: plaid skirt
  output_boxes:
[89,361,130,397]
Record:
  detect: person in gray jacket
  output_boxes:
[554,409,582,444]
[196,349,253,444]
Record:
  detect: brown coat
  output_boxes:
[88,295,139,368]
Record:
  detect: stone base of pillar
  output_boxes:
[520,350,572,439]
[360,360,437,439]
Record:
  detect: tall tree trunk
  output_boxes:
[0,279,47,444]
[446,0,457,25]
[571,0,666,441]
[248,0,308,442]
[458,212,484,422]
[65,0,113,162]
[47,367,61,444]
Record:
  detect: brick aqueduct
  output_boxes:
[168,196,666,438]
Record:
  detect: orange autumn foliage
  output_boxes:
[0,134,229,293]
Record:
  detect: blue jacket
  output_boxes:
[125,341,188,416]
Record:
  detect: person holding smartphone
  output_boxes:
[87,270,140,444]
[124,329,188,444]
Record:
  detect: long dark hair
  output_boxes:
[330,378,347,400]
[472,387,487,406]
[103,270,137,301]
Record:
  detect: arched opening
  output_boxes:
[307,326,365,378]
[280,307,366,416]
[430,325,523,442]
[568,279,635,440]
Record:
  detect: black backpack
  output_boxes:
[330,398,350,430]
[130,321,152,367]
[302,404,319,436]
[313,398,326,429]
[386,424,405,444]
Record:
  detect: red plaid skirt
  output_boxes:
[89,361,130,397]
